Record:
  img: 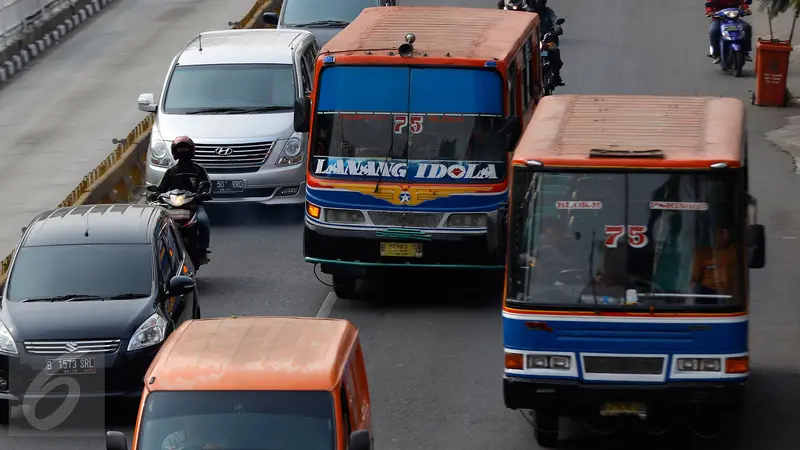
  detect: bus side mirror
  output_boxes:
[294,97,311,133]
[556,18,565,25]
[506,115,522,151]
[262,12,278,26]
[106,431,128,450]
[748,224,765,269]
[486,205,508,254]
[349,430,371,450]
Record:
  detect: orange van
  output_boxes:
[106,316,373,450]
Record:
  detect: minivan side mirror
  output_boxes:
[106,431,128,450]
[506,115,522,151]
[349,429,371,450]
[138,93,157,113]
[262,12,278,26]
[294,97,311,133]
[556,18,565,25]
[748,224,765,269]
[167,275,195,297]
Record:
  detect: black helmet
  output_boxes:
[171,136,196,161]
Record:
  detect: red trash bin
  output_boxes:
[754,38,793,107]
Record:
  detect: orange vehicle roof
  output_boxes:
[145,316,358,392]
[321,6,539,61]
[512,95,746,168]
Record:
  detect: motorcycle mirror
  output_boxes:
[146,185,159,193]
[556,18,565,25]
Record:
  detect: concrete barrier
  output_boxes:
[0,0,282,285]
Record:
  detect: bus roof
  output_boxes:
[145,317,358,392]
[321,6,539,63]
[512,95,746,169]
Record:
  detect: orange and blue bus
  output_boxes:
[291,6,543,297]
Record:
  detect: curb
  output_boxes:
[0,0,117,87]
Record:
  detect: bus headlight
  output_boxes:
[445,213,487,228]
[326,208,365,223]
[528,355,571,370]
[676,358,721,372]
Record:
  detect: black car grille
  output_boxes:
[24,339,120,355]
[194,142,275,173]
[583,356,665,375]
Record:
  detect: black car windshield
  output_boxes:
[137,391,335,450]
[6,244,153,302]
[282,0,381,26]
[163,64,295,114]
[506,170,743,311]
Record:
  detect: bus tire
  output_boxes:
[533,409,559,448]
[333,276,358,299]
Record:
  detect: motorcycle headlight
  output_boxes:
[0,321,18,356]
[276,134,304,166]
[724,10,739,19]
[150,127,173,167]
[127,313,168,351]
[168,194,187,207]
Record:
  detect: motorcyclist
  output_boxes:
[150,136,212,264]
[706,0,753,64]
[496,0,528,11]
[530,0,564,88]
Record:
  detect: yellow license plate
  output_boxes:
[600,402,646,416]
[380,242,422,258]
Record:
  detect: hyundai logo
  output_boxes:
[215,147,234,156]
[65,341,79,353]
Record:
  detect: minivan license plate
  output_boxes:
[214,180,245,192]
[46,357,96,375]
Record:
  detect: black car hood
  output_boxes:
[1,298,157,341]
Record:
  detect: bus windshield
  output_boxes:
[506,170,745,312]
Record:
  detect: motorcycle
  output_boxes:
[707,3,751,78]
[541,17,565,95]
[146,181,212,269]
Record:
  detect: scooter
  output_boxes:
[541,18,565,95]
[146,181,212,269]
[707,3,751,78]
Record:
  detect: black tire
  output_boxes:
[332,275,358,299]
[533,409,559,448]
[733,51,744,77]
[192,292,201,319]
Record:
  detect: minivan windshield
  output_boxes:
[6,244,153,302]
[282,0,382,26]
[506,170,744,312]
[137,391,335,450]
[163,64,295,114]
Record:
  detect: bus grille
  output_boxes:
[583,356,665,375]
[368,211,444,228]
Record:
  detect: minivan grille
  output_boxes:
[194,141,275,173]
[368,211,444,228]
[583,356,665,375]
[24,339,121,355]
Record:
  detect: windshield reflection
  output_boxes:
[507,171,744,311]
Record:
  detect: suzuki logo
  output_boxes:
[215,147,234,156]
[65,341,79,353]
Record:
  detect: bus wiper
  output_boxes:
[293,20,350,27]
[588,229,599,314]
[374,119,397,193]
[21,294,103,303]
[185,107,250,115]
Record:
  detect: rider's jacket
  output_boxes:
[706,0,749,15]
[156,161,211,197]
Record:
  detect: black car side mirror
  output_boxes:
[349,430,371,450]
[748,224,765,269]
[106,431,128,450]
[146,185,159,193]
[262,12,278,26]
[556,18,565,25]
[294,97,311,133]
[168,275,195,297]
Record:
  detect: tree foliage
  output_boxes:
[759,0,800,16]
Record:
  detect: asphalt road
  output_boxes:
[4,0,800,449]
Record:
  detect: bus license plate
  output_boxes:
[168,209,191,220]
[380,242,422,258]
[46,357,96,376]
[600,402,646,417]
[214,180,245,192]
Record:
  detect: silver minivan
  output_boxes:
[138,29,319,204]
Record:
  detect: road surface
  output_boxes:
[2,0,800,449]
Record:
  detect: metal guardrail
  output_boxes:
[0,0,69,42]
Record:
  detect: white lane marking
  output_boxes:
[317,292,338,318]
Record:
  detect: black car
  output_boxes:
[263,0,397,47]
[0,204,200,423]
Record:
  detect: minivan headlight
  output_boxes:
[127,313,168,351]
[150,127,173,167]
[0,321,18,355]
[276,134,304,166]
